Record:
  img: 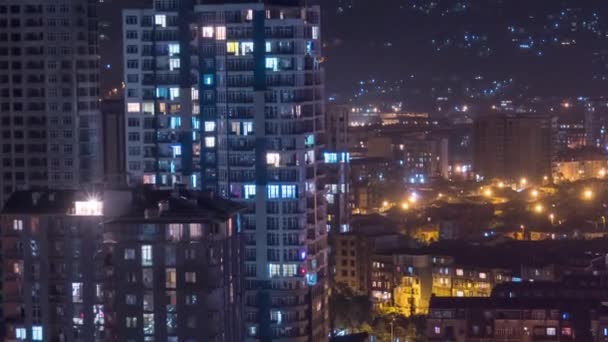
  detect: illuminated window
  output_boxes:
[479,272,487,279]
[202,26,214,38]
[169,88,180,100]
[154,14,166,28]
[13,219,23,231]
[266,42,272,53]
[215,26,226,40]
[283,264,297,277]
[165,269,176,288]
[204,137,215,148]
[16,328,26,340]
[32,327,43,341]
[312,26,320,40]
[227,42,239,55]
[245,9,253,21]
[142,245,153,266]
[434,326,441,335]
[169,58,180,71]
[189,224,202,239]
[267,185,280,199]
[74,200,103,216]
[456,269,464,276]
[203,74,214,86]
[126,317,137,328]
[204,121,216,132]
[127,102,140,113]
[143,174,156,184]
[244,184,256,199]
[281,185,296,199]
[265,57,279,71]
[72,283,83,303]
[191,88,199,100]
[142,102,154,114]
[241,42,254,55]
[167,224,183,241]
[546,327,556,336]
[243,122,253,135]
[266,153,280,167]
[268,263,281,277]
[143,313,154,335]
[168,43,180,56]
[172,145,182,157]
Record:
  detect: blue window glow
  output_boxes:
[192,118,200,130]
[562,312,570,320]
[203,74,214,86]
[306,273,317,286]
[265,57,279,71]
[170,117,181,129]
[305,135,315,146]
[172,145,182,157]
[156,87,168,98]
[267,185,280,199]
[244,184,256,199]
[306,41,313,54]
[324,152,338,164]
[604,328,608,337]
[191,174,197,188]
[281,185,296,199]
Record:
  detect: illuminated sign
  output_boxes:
[74,200,103,216]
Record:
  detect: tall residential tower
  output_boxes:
[0,0,102,207]
[122,0,328,340]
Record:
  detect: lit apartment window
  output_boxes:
[265,57,279,71]
[203,74,214,86]
[266,153,280,167]
[169,88,180,100]
[165,268,177,288]
[143,313,154,335]
[127,102,140,113]
[246,9,253,21]
[215,26,226,40]
[312,26,320,39]
[32,327,43,341]
[281,185,296,199]
[268,263,280,277]
[283,264,297,277]
[243,122,253,135]
[244,184,256,199]
[15,328,26,340]
[169,58,180,71]
[189,223,202,239]
[143,174,156,185]
[241,42,254,55]
[143,102,155,114]
[266,42,272,53]
[172,145,182,157]
[168,43,180,56]
[140,245,152,266]
[167,224,183,241]
[191,88,199,100]
[267,185,280,199]
[227,42,239,55]
[154,14,166,28]
[204,137,215,148]
[126,317,138,328]
[456,268,464,276]
[204,121,216,132]
[13,219,23,231]
[202,26,214,38]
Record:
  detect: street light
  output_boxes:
[531,189,539,198]
[549,213,555,225]
[483,188,492,197]
[583,189,593,200]
[382,201,389,207]
[534,204,543,213]
[401,202,410,210]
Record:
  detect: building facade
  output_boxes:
[1,189,244,342]
[0,0,102,207]
[122,0,328,340]
[473,114,557,182]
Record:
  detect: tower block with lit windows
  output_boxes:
[122,0,328,340]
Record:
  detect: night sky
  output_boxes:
[100,0,608,110]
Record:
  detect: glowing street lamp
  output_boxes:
[401,203,410,210]
[520,178,528,188]
[583,189,594,200]
[600,169,607,178]
[531,189,539,198]
[498,181,505,188]
[382,201,389,207]
[483,188,492,197]
[549,213,555,225]
[534,204,543,213]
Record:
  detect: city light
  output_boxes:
[549,213,555,224]
[534,204,543,213]
[483,188,492,197]
[409,192,419,203]
[583,189,594,200]
[401,202,410,210]
[531,189,539,198]
[382,201,389,207]
[520,178,527,187]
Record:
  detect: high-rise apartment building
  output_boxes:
[1,189,244,342]
[473,113,557,182]
[122,0,328,340]
[0,0,102,207]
